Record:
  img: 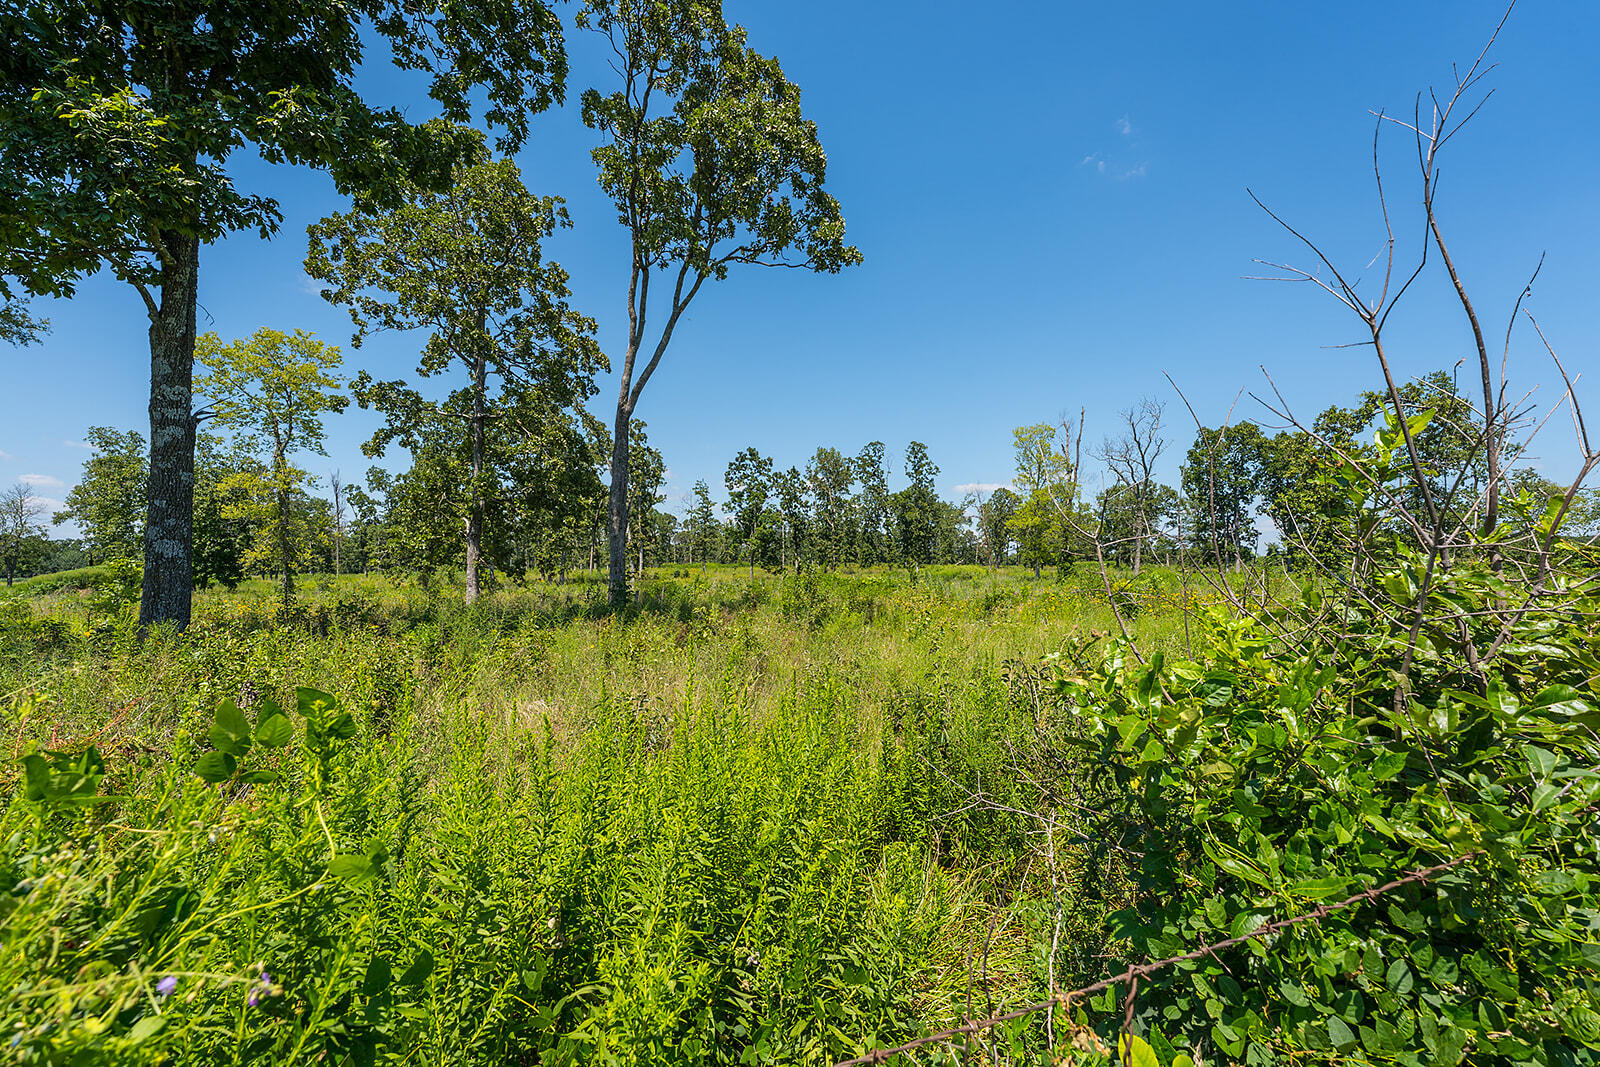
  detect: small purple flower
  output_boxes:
[246,966,279,1008]
[156,975,178,997]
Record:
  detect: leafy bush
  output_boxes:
[1043,450,1600,1065]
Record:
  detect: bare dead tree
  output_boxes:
[329,470,345,578]
[1095,398,1167,575]
[1245,0,1599,708]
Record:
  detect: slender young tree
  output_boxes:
[1,483,47,586]
[309,158,603,604]
[196,328,346,607]
[893,441,941,567]
[807,447,855,569]
[773,466,811,572]
[578,0,861,606]
[687,480,718,573]
[1,0,567,628]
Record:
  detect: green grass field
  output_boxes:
[9,560,1596,1066]
[2,564,1229,1065]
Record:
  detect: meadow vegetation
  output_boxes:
[0,564,1215,1064]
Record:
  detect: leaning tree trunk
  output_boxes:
[464,353,488,605]
[607,404,631,609]
[140,232,200,631]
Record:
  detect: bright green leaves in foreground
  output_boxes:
[1047,586,1600,1062]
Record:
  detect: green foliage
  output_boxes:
[0,0,566,304]
[309,157,606,600]
[57,427,148,561]
[197,327,348,606]
[1045,444,1600,1065]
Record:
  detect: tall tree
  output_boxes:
[725,448,772,578]
[1009,423,1074,578]
[578,0,861,607]
[309,157,602,604]
[853,442,890,566]
[196,328,346,606]
[1,483,47,586]
[807,447,855,569]
[893,441,941,567]
[977,487,1020,570]
[55,426,147,562]
[772,466,811,572]
[1,0,567,628]
[687,480,719,573]
[1181,423,1266,571]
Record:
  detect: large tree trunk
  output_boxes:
[139,232,200,630]
[464,354,487,605]
[607,404,631,608]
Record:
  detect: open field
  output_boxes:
[2,565,1223,1064]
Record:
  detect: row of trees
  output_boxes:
[3,0,857,624]
[36,336,1597,594]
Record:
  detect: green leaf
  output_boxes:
[399,951,435,987]
[1523,744,1559,781]
[297,687,338,718]
[362,955,393,996]
[254,712,294,748]
[1289,875,1352,900]
[1118,1033,1160,1067]
[194,751,236,783]
[125,1014,165,1043]
[1328,1016,1358,1052]
[238,768,280,784]
[1384,958,1414,995]
[209,699,253,757]
[329,854,376,883]
[1370,749,1408,780]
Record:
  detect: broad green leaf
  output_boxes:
[329,854,376,883]
[194,751,236,783]
[362,955,392,996]
[297,687,338,717]
[209,699,253,757]
[254,712,294,748]
[1118,1033,1160,1067]
[399,951,435,987]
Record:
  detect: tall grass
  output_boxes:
[2,565,1188,1064]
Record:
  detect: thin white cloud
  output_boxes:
[1115,115,1134,136]
[1119,162,1148,180]
[64,439,91,449]
[0,449,11,461]
[954,482,1011,495]
[19,473,64,488]
[300,276,326,298]
[35,496,66,515]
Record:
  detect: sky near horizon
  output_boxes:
[4,0,1598,526]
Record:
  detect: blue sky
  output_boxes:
[5,0,1597,523]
